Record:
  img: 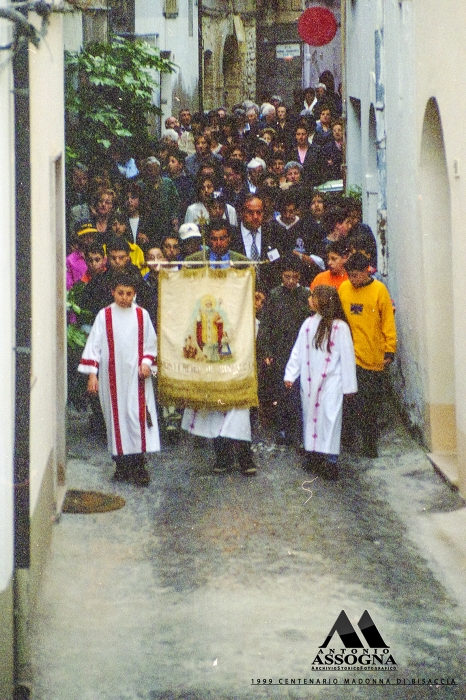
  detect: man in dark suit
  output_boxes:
[230,194,286,292]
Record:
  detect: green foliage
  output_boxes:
[67,283,94,350]
[67,323,89,350]
[65,36,175,168]
[346,184,363,203]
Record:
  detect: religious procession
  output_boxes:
[67,80,396,488]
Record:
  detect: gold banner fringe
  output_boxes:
[158,375,258,411]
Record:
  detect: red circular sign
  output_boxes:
[298,7,338,47]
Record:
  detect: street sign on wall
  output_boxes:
[275,43,301,60]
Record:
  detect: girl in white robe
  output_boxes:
[78,276,160,484]
[284,285,357,474]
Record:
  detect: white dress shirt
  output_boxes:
[240,223,262,258]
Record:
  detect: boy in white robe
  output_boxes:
[78,272,160,485]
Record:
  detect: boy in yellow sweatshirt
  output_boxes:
[338,252,396,457]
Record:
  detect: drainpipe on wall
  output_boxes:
[374,24,388,275]
[198,0,203,112]
[340,0,347,191]
[12,15,32,700]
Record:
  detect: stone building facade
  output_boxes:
[202,0,341,111]
[202,0,256,110]
[255,0,340,108]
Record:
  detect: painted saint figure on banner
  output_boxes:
[183,293,233,362]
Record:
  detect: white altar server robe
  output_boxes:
[79,303,160,456]
[284,315,357,454]
[181,407,251,441]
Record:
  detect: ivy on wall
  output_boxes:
[65,36,175,167]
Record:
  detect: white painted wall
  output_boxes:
[135,0,199,120]
[345,0,466,484]
[346,0,434,430]
[413,3,466,418]
[0,8,15,593]
[379,1,425,424]
[29,12,66,512]
[63,9,83,52]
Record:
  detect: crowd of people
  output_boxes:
[67,76,396,487]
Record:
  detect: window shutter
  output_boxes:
[163,0,179,18]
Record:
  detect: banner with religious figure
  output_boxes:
[157,265,258,410]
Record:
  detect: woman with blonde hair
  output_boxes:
[91,187,117,244]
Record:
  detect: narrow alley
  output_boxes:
[30,406,466,699]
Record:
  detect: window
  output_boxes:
[188,0,193,37]
[163,0,178,19]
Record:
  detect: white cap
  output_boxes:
[179,223,201,240]
[163,129,179,142]
[247,157,266,170]
[145,156,160,166]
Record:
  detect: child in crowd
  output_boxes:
[275,189,301,232]
[284,285,357,479]
[110,210,147,274]
[178,222,203,259]
[205,192,238,227]
[338,252,397,457]
[309,191,326,225]
[66,222,98,290]
[311,239,350,291]
[82,243,107,283]
[320,206,351,248]
[78,271,160,486]
[68,242,107,414]
[257,256,311,445]
[80,238,153,320]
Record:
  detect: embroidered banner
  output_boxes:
[158,265,258,410]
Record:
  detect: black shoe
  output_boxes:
[303,453,324,472]
[112,456,131,482]
[320,461,339,481]
[112,468,130,482]
[130,466,151,486]
[212,463,229,474]
[240,463,257,476]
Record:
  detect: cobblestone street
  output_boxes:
[30,406,466,699]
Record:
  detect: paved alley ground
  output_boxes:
[30,405,466,699]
